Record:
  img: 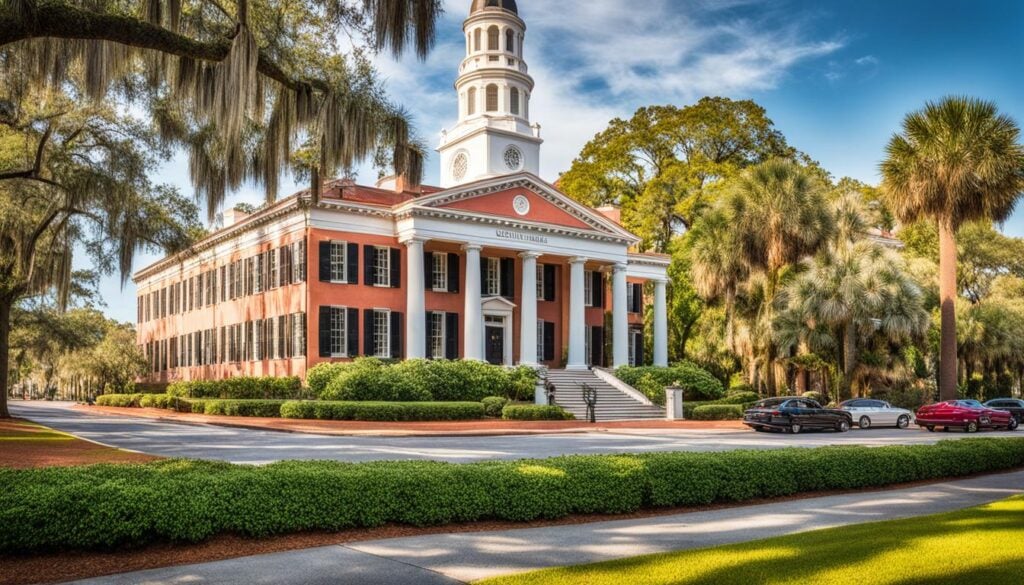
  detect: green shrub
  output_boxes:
[615,362,724,400]
[801,391,826,404]
[280,401,485,421]
[4,439,1024,554]
[95,394,143,407]
[502,404,575,420]
[634,374,666,406]
[314,358,538,403]
[166,377,303,400]
[716,391,759,405]
[481,396,509,418]
[305,363,349,395]
[691,404,745,420]
[872,386,934,411]
[186,400,286,417]
[728,383,755,395]
[138,394,177,409]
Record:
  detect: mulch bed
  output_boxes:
[0,418,158,469]
[4,469,1019,585]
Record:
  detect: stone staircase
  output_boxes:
[546,369,665,421]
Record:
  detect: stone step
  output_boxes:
[545,368,664,421]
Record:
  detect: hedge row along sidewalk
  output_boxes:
[3,438,1024,555]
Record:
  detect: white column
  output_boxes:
[611,263,629,369]
[404,238,428,359]
[463,244,484,360]
[519,251,541,366]
[566,257,588,370]
[653,278,668,367]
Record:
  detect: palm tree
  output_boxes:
[881,97,1024,400]
[725,159,834,394]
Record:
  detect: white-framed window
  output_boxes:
[627,283,635,313]
[268,250,278,289]
[253,320,263,361]
[330,241,348,283]
[584,270,594,307]
[628,331,638,367]
[254,255,264,293]
[510,88,520,116]
[373,309,391,358]
[430,312,446,359]
[486,84,499,112]
[432,252,448,291]
[485,257,501,296]
[536,265,544,298]
[374,246,391,287]
[537,319,545,360]
[330,307,348,357]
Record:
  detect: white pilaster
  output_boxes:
[611,263,629,368]
[463,244,484,360]
[518,251,541,366]
[404,238,428,359]
[653,278,668,367]
[566,257,588,370]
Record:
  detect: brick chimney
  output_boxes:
[596,204,622,225]
[376,174,422,195]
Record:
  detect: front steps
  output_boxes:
[546,369,665,421]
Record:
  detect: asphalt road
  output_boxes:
[12,401,1022,464]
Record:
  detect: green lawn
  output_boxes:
[478,495,1024,585]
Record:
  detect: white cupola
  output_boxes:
[437,0,542,187]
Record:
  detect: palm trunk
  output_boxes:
[938,222,958,401]
[0,298,12,418]
[841,324,856,401]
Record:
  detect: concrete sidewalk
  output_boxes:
[66,469,1024,584]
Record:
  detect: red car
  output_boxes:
[915,400,1018,433]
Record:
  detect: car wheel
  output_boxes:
[966,420,979,433]
[837,419,851,433]
[926,425,935,432]
[859,416,871,429]
[1008,418,1019,431]
[897,415,910,429]
[790,424,802,434]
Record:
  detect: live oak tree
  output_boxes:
[881,97,1024,401]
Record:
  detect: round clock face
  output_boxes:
[513,194,531,215]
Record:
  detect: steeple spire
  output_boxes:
[438,0,542,187]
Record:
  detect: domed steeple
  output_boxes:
[470,0,518,15]
[438,0,541,188]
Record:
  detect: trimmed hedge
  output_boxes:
[481,396,510,418]
[95,394,144,407]
[691,404,746,420]
[183,399,286,418]
[166,377,304,400]
[3,439,1024,554]
[280,401,485,421]
[313,358,538,403]
[502,404,575,421]
[615,363,724,402]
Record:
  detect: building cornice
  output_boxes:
[397,206,637,245]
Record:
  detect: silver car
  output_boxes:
[839,399,914,429]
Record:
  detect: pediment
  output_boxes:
[406,173,639,242]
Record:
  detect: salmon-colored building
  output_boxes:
[132,0,670,385]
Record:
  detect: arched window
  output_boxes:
[506,29,515,53]
[467,87,477,115]
[473,28,481,52]
[487,26,499,51]
[510,88,520,115]
[485,84,498,112]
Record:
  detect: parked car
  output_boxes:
[743,397,853,434]
[838,399,914,429]
[983,398,1024,424]
[915,400,1018,433]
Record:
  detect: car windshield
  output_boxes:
[753,398,787,409]
[959,400,984,408]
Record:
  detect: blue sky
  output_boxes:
[90,0,1024,322]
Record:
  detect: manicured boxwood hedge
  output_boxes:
[691,404,746,420]
[186,399,287,418]
[3,439,1024,554]
[95,394,145,407]
[166,377,305,400]
[280,401,486,421]
[615,363,724,403]
[502,404,575,421]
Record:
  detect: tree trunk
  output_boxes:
[0,298,11,418]
[938,222,959,401]
[841,324,856,401]
[765,345,777,396]
[795,367,807,394]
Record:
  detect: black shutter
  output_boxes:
[480,257,487,293]
[424,251,434,291]
[591,326,605,367]
[390,248,401,288]
[345,243,358,284]
[543,322,555,362]
[425,313,433,359]
[445,313,459,359]
[347,308,359,356]
[543,265,556,302]
[448,253,460,293]
[634,330,645,366]
[390,311,403,358]
[364,309,375,356]
[319,242,331,282]
[633,283,643,313]
[364,246,375,286]
[592,272,605,308]
[500,257,514,298]
[318,306,331,357]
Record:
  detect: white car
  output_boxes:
[839,399,914,429]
